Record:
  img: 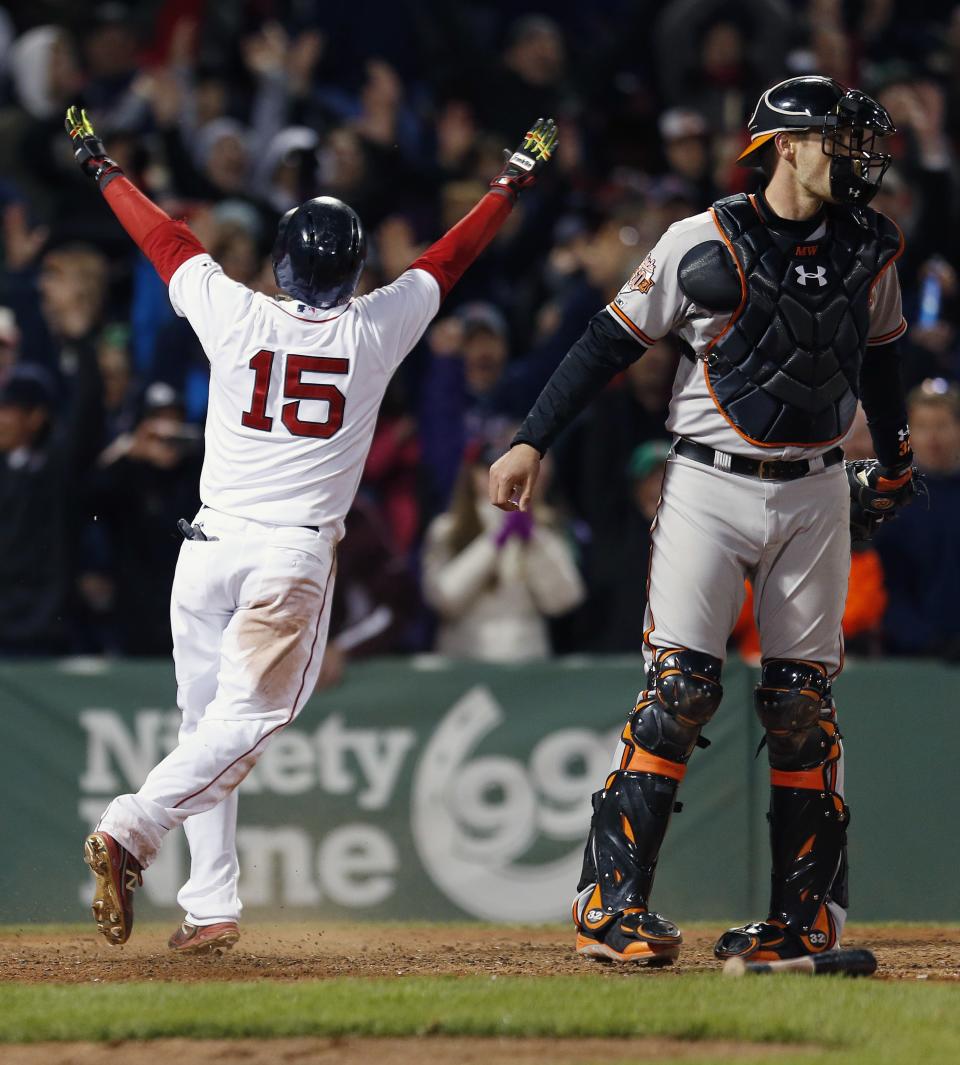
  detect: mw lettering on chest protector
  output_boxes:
[680,193,902,447]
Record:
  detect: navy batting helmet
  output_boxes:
[737,75,895,205]
[272,196,366,309]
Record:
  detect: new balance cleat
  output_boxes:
[168,920,240,955]
[83,831,142,946]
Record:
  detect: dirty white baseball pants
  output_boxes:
[98,507,336,924]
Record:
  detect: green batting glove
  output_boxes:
[65,105,123,189]
[489,117,558,201]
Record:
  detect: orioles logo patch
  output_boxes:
[628,254,656,295]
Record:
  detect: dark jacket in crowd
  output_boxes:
[0,345,103,653]
[874,473,960,658]
[87,447,203,656]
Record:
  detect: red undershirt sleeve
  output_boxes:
[102,177,207,285]
[407,190,513,300]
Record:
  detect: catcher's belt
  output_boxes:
[674,438,844,480]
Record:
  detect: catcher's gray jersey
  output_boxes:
[607,199,906,461]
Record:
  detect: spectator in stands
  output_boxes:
[478,15,568,140]
[3,242,111,386]
[576,438,672,653]
[0,307,19,375]
[362,380,421,557]
[418,303,535,512]
[0,3,955,657]
[875,381,960,658]
[656,6,786,132]
[318,494,422,689]
[0,354,102,654]
[875,77,957,293]
[897,256,960,391]
[96,322,135,441]
[569,336,679,520]
[659,108,716,207]
[422,442,585,661]
[85,382,202,655]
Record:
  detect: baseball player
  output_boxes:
[490,76,918,964]
[68,105,557,950]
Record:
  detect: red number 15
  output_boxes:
[241,350,348,439]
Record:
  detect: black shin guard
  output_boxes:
[755,660,848,944]
[768,784,849,939]
[577,649,722,936]
[571,771,677,937]
[578,770,678,917]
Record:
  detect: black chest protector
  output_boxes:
[678,193,902,446]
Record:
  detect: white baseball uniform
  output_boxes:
[97,256,440,925]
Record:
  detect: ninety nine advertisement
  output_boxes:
[0,657,954,922]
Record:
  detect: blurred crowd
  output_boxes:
[1,0,960,666]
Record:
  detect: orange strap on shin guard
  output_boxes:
[624,746,688,782]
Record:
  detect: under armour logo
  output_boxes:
[795,265,828,287]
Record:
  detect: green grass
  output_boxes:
[0,975,958,1065]
[2,924,957,1064]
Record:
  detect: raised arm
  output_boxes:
[358,118,558,374]
[408,118,558,301]
[64,106,206,285]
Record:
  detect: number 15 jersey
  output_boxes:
[168,255,440,535]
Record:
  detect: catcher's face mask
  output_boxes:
[820,89,895,206]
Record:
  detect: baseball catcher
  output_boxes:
[490,76,917,964]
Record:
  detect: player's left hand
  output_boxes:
[489,117,558,201]
[64,105,123,188]
[846,458,923,544]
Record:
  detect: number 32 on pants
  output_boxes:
[241,349,348,439]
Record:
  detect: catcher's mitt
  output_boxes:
[845,459,923,545]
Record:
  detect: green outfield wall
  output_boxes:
[0,656,956,924]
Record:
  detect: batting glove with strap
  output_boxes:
[489,117,558,202]
[846,458,922,545]
[65,106,123,190]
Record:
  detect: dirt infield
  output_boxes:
[1,922,957,983]
[1,1035,811,1065]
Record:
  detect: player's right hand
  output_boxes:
[489,443,541,512]
[64,106,123,188]
[489,117,558,201]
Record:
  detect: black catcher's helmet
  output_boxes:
[737,75,895,205]
[272,197,366,309]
